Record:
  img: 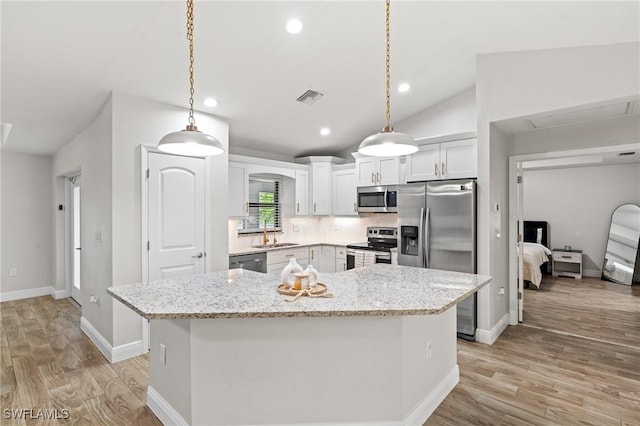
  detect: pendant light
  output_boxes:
[358,0,417,157]
[158,0,224,157]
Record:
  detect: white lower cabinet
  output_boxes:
[309,245,338,274]
[266,247,309,274]
[335,246,347,273]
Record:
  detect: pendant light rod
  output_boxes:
[158,0,224,157]
[358,0,417,157]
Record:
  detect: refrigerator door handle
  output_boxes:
[418,207,425,268]
[424,207,430,268]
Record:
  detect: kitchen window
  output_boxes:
[237,178,282,234]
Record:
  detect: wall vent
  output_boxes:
[618,151,636,156]
[296,89,324,105]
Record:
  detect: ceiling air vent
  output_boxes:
[618,151,636,156]
[296,89,324,105]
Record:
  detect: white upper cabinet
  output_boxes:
[332,167,358,216]
[311,162,332,215]
[406,138,477,182]
[228,162,249,217]
[355,155,400,187]
[295,169,310,216]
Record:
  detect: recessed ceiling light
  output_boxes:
[320,127,331,136]
[398,83,411,93]
[286,19,303,34]
[203,98,218,107]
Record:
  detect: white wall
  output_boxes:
[1,153,53,295]
[524,163,640,277]
[476,42,640,335]
[338,87,477,160]
[53,96,114,341]
[110,92,229,346]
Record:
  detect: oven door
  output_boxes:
[375,251,391,264]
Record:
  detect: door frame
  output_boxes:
[69,174,82,304]
[507,142,640,325]
[139,145,212,351]
[63,169,81,302]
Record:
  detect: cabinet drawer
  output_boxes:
[267,247,309,265]
[335,246,347,260]
[552,252,581,263]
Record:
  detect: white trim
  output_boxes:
[147,386,190,426]
[80,316,145,363]
[404,365,459,426]
[476,313,510,345]
[80,316,113,362]
[0,286,51,302]
[112,339,144,363]
[145,367,458,426]
[140,145,151,353]
[51,288,70,300]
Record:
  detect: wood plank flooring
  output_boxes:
[0,296,161,425]
[2,292,638,425]
[523,276,640,349]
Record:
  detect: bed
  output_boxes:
[522,221,552,288]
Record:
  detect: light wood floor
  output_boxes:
[0,296,161,425]
[2,294,639,425]
[523,275,640,349]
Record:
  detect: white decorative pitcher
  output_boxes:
[304,264,320,287]
[281,258,303,287]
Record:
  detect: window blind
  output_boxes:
[238,178,282,234]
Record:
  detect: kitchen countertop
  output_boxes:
[229,241,352,256]
[107,264,491,320]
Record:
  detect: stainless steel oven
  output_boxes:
[346,227,397,270]
[357,185,397,213]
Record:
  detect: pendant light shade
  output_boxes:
[358,0,416,157]
[158,125,224,157]
[158,0,224,157]
[359,127,417,157]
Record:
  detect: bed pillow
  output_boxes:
[536,228,543,244]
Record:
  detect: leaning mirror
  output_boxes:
[602,203,640,285]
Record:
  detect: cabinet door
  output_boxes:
[322,245,336,273]
[228,162,248,217]
[335,258,347,273]
[311,163,331,215]
[295,169,310,216]
[332,169,358,216]
[440,138,477,179]
[355,158,377,186]
[406,144,440,182]
[377,157,400,185]
[308,245,323,271]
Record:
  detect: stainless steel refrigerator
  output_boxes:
[397,180,477,340]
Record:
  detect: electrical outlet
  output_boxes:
[160,344,166,365]
[426,340,432,359]
[498,287,505,295]
[89,295,100,304]
[9,268,18,277]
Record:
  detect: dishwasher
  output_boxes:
[229,252,267,273]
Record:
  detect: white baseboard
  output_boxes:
[0,286,52,302]
[80,316,144,363]
[112,340,144,363]
[51,288,70,299]
[476,313,509,345]
[404,365,459,425]
[147,386,189,426]
[146,367,459,426]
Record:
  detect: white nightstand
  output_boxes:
[552,249,583,279]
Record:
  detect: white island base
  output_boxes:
[147,309,458,426]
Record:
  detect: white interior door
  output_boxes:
[148,152,206,281]
[517,162,524,322]
[70,175,82,305]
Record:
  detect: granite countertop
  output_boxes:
[107,264,491,320]
[229,241,352,256]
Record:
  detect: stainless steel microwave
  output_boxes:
[357,185,398,213]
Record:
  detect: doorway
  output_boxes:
[69,174,82,305]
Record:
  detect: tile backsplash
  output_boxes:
[229,214,398,252]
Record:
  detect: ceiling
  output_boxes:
[2,1,639,158]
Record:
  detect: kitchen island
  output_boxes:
[108,264,491,426]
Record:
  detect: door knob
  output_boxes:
[192,252,204,259]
